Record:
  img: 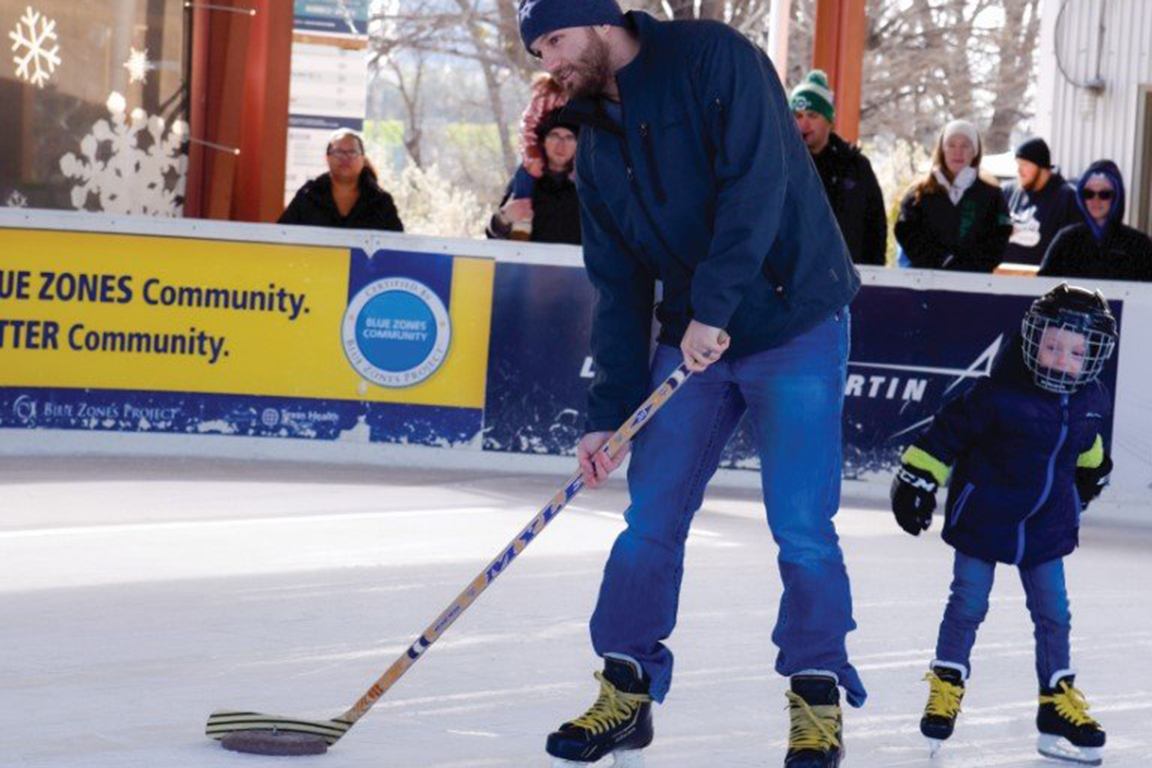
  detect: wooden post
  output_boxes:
[184,0,291,222]
[768,0,793,85]
[812,0,867,143]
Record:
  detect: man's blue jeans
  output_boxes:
[588,310,866,707]
[935,550,1072,686]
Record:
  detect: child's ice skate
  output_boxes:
[921,664,965,757]
[546,656,652,767]
[1036,674,1105,766]
[784,673,843,768]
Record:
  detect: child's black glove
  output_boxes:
[890,464,938,535]
[1075,455,1113,511]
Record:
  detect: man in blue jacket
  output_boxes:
[520,3,863,766]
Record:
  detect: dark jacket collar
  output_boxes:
[305,170,386,204]
[561,11,666,134]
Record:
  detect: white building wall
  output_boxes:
[1037,0,1152,227]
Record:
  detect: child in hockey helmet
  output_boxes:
[1021,283,1117,395]
[890,283,1118,764]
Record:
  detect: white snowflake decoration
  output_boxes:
[9,6,60,88]
[6,189,28,207]
[59,92,189,217]
[123,46,152,85]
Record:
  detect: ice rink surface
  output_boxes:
[2,456,1150,768]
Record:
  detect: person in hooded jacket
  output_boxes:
[1039,159,1152,281]
[487,109,582,245]
[278,129,403,232]
[890,284,1117,765]
[895,120,1011,272]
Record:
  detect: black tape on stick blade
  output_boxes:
[221,731,328,756]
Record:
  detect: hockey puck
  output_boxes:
[220,731,329,756]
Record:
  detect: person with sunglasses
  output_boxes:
[1039,159,1151,281]
[278,128,404,232]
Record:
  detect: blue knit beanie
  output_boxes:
[518,0,625,56]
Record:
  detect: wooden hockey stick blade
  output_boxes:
[206,710,353,745]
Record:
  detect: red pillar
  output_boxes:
[812,0,868,144]
[184,0,292,222]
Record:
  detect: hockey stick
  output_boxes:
[206,362,693,753]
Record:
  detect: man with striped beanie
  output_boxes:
[790,69,888,266]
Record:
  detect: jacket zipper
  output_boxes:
[638,122,667,204]
[616,98,688,273]
[1014,394,1069,564]
[712,98,728,163]
[950,482,976,527]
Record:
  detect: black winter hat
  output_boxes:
[1015,137,1052,169]
[535,109,580,143]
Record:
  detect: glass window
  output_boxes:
[0,1,188,215]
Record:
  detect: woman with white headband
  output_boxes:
[895,120,1012,272]
[1039,159,1152,281]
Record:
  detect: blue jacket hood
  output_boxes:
[1075,159,1125,242]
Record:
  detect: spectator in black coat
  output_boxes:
[895,120,1012,272]
[1002,137,1083,267]
[279,129,403,232]
[790,69,887,266]
[487,110,582,245]
[1040,159,1152,281]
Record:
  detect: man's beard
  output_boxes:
[1022,172,1046,192]
[556,32,613,99]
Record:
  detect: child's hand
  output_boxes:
[501,198,534,222]
[1075,455,1113,511]
[890,464,938,536]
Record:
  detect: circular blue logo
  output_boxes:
[356,291,437,372]
[342,278,451,388]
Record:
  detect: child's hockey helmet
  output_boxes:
[1021,283,1118,394]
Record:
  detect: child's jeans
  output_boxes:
[935,550,1072,686]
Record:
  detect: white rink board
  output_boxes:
[1,208,1149,528]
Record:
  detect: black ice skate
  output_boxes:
[1036,674,1105,766]
[546,656,653,767]
[921,665,965,756]
[784,673,843,768]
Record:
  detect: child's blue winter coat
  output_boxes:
[906,336,1111,568]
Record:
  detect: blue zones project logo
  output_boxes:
[342,277,451,388]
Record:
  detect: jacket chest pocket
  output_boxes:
[637,114,705,208]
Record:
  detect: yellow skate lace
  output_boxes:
[1040,681,1099,728]
[568,671,652,735]
[784,690,841,751]
[923,671,965,719]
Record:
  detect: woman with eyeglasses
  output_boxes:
[486,109,581,245]
[1039,160,1152,281]
[278,128,404,232]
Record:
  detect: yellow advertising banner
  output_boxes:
[0,229,494,410]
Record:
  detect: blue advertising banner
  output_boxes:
[293,0,370,35]
[482,271,1122,478]
[483,262,596,455]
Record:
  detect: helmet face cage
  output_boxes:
[1021,309,1116,394]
